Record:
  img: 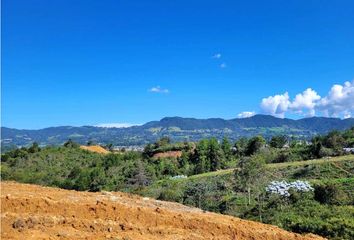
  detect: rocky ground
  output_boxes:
[1,181,325,240]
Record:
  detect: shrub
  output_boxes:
[314,183,349,205]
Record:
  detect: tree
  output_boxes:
[158,158,179,176]
[309,136,323,158]
[234,137,248,157]
[208,138,224,171]
[234,154,267,205]
[178,151,192,175]
[191,139,210,174]
[343,127,354,147]
[89,168,107,192]
[270,135,287,148]
[155,137,171,147]
[245,136,266,156]
[128,160,150,188]
[183,181,215,209]
[314,183,348,205]
[104,143,114,151]
[63,139,79,148]
[72,169,91,191]
[324,131,345,152]
[28,142,41,153]
[221,137,232,161]
[102,153,121,170]
[68,166,81,179]
[143,143,155,158]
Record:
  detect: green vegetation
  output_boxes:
[1,127,354,239]
[142,157,354,240]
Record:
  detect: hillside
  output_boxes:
[1,181,324,240]
[2,115,354,148]
[184,154,354,180]
[140,155,354,240]
[2,128,354,239]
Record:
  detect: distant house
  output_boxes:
[113,146,144,152]
[343,148,354,153]
[282,144,290,149]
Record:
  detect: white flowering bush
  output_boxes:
[266,180,314,197]
[170,175,187,180]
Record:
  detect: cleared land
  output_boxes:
[187,154,354,180]
[1,182,325,240]
[79,145,109,154]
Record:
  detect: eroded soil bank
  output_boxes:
[1,182,325,240]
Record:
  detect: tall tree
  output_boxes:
[192,139,210,174]
[208,138,224,171]
[234,154,267,205]
[309,136,323,158]
[245,136,266,156]
[128,160,150,188]
[221,136,232,161]
[234,137,248,157]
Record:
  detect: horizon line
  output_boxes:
[2,114,353,131]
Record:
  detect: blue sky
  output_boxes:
[2,0,354,129]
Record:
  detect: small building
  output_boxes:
[343,147,354,153]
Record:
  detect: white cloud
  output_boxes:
[149,86,169,94]
[95,123,141,128]
[259,80,354,119]
[289,88,321,116]
[220,63,227,68]
[316,81,354,117]
[344,111,352,119]
[212,53,221,59]
[237,111,256,118]
[260,92,290,118]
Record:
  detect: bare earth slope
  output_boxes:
[1,182,325,240]
[79,145,109,154]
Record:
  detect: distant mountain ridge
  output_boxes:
[2,115,354,148]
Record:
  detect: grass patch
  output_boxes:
[186,154,354,181]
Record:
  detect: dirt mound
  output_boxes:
[153,151,183,159]
[1,182,325,240]
[80,145,109,154]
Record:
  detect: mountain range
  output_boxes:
[2,115,354,148]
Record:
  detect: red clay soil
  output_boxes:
[1,182,325,240]
[153,151,183,159]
